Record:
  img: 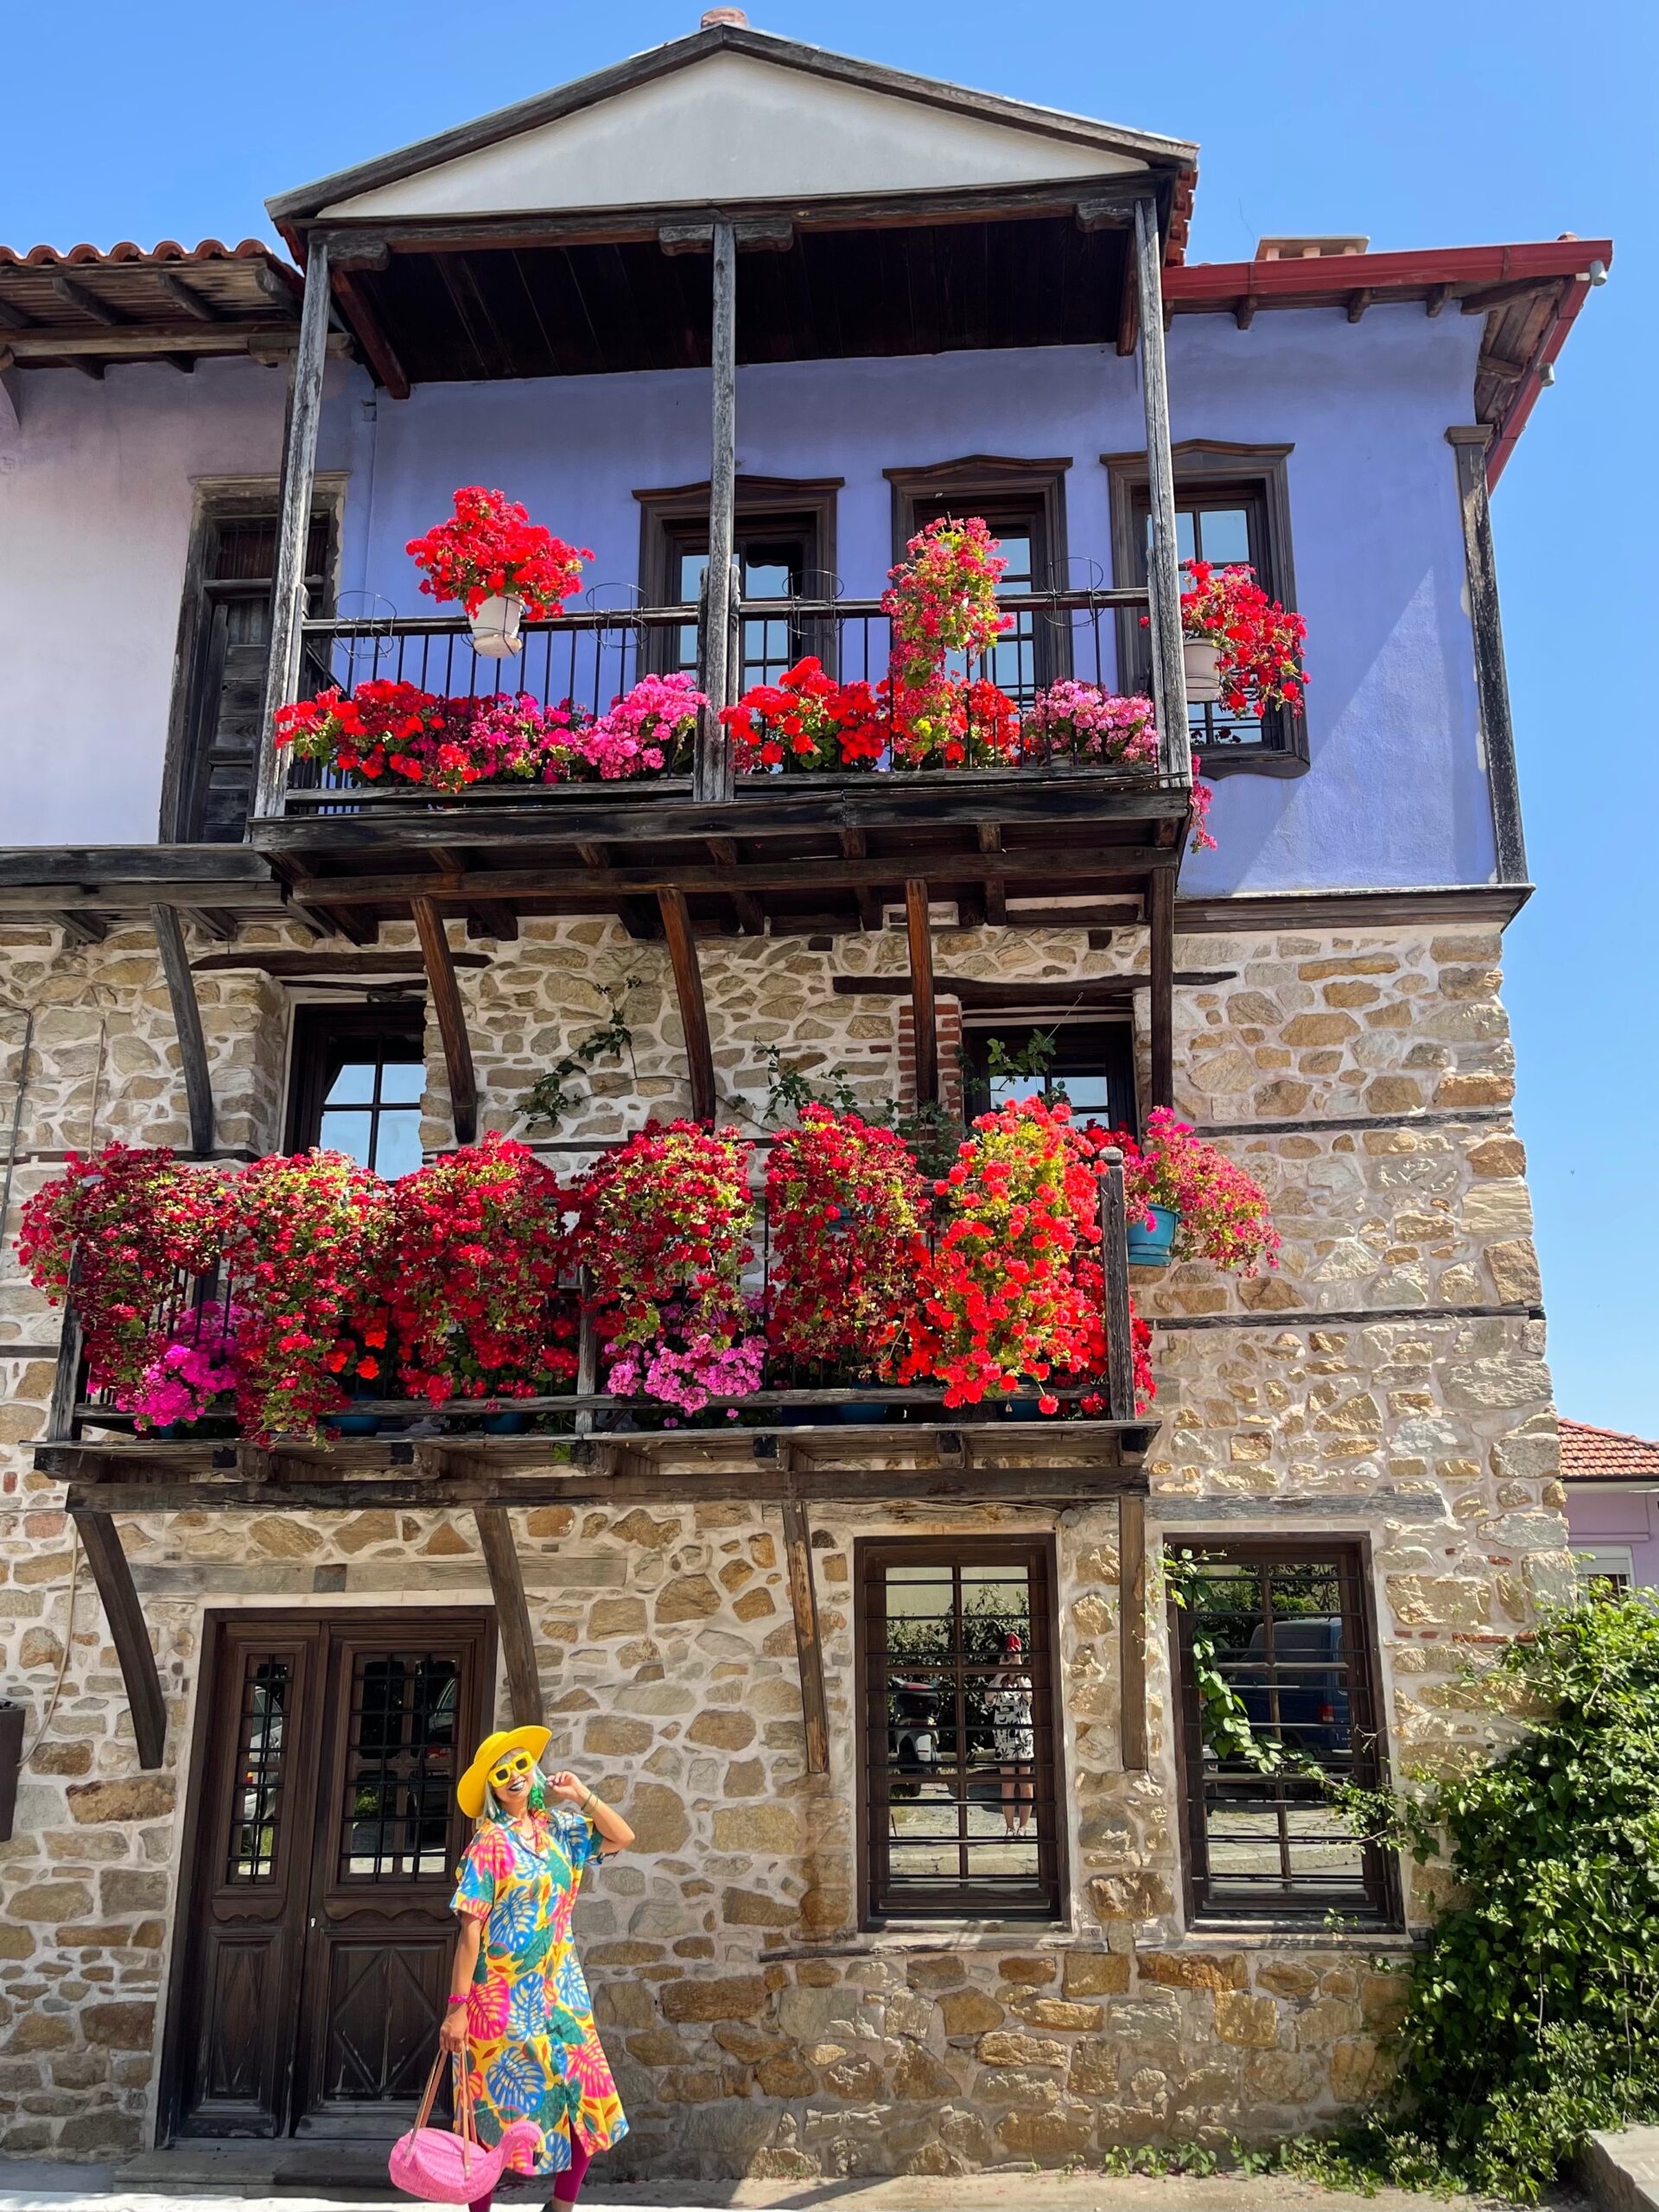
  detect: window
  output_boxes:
[887,458,1071,705]
[962,1017,1137,1129]
[161,484,341,842]
[858,1538,1065,1923]
[636,476,840,687]
[1103,441,1306,777]
[1171,1542,1398,1926]
[1575,1545,1635,1595]
[285,1006,425,1178]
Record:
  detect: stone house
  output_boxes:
[0,16,1608,2179]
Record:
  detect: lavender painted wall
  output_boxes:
[1565,1488,1659,1589]
[0,357,355,846]
[1,304,1493,892]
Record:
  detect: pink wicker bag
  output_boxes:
[389,2049,543,2204]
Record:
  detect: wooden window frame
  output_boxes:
[1167,1535,1402,1929]
[855,1534,1067,1929]
[959,1014,1137,1130]
[283,1002,426,1168]
[158,474,346,843]
[634,474,842,677]
[1101,439,1307,779]
[886,454,1073,690]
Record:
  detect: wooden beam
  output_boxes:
[1148,865,1175,1112]
[0,292,38,330]
[780,1495,830,1777]
[978,823,1007,925]
[150,906,213,1155]
[411,895,477,1143]
[332,264,411,400]
[1098,1147,1135,1421]
[464,903,519,943]
[156,272,223,323]
[2,324,321,363]
[192,948,488,976]
[73,1512,167,1770]
[54,911,107,946]
[51,272,124,327]
[1345,287,1374,323]
[695,219,738,804]
[905,880,938,1107]
[1233,296,1256,332]
[839,829,881,930]
[1426,283,1455,318]
[1132,195,1192,787]
[256,238,332,823]
[177,906,237,942]
[1117,1494,1148,1771]
[659,887,717,1122]
[1446,429,1527,884]
[474,1508,545,1729]
[707,839,766,935]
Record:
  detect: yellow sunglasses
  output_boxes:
[489,1750,537,1789]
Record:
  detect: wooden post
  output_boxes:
[255,234,331,823]
[658,887,716,1123]
[1098,1147,1135,1421]
[905,879,938,1107]
[474,1507,544,1729]
[1148,867,1175,1112]
[573,1272,598,1440]
[73,1511,167,1770]
[695,220,738,804]
[1447,427,1527,883]
[150,906,213,1155]
[1117,1493,1148,1771]
[411,896,477,1144]
[45,1299,83,1446]
[780,1496,830,1777]
[1132,195,1192,790]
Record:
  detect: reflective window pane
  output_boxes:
[373,1112,424,1181]
[324,1059,376,1107]
[378,1060,424,1105]
[320,1109,372,1166]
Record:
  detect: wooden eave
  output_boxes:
[0,242,308,372]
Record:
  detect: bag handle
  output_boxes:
[410,2044,478,2150]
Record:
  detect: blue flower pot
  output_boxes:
[333,1413,381,1437]
[1001,1397,1044,1422]
[1126,1204,1180,1264]
[481,1410,530,1435]
[837,1393,891,1425]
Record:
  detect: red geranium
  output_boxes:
[568,1122,754,1351]
[883,516,1008,692]
[388,1136,576,1405]
[275,679,446,785]
[722,658,886,772]
[1179,560,1306,717]
[1109,1107,1281,1275]
[766,1107,930,1370]
[405,487,592,620]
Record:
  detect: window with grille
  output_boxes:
[665,519,822,690]
[286,1005,425,1178]
[336,1651,460,1883]
[1171,1542,1398,1926]
[858,1538,1064,1923]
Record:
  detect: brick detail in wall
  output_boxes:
[896,996,963,1113]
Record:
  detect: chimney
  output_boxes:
[1255,236,1370,261]
[701,6,748,22]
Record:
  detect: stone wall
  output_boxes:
[0,912,1569,2169]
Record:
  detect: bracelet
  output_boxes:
[582,1788,597,1812]
[445,1993,469,2012]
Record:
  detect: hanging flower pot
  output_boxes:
[1126,1203,1181,1264]
[836,1384,891,1425]
[469,593,524,658]
[1183,637,1222,703]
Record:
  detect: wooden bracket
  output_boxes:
[411,895,478,1143]
[659,887,717,1122]
[1118,1494,1148,1771]
[1098,1149,1135,1421]
[779,1495,830,1777]
[73,1511,167,1770]
[150,906,214,1155]
[935,1431,970,1471]
[905,880,938,1107]
[475,1507,545,1729]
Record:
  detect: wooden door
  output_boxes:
[167,1611,491,2143]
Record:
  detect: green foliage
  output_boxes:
[984,1027,1069,1104]
[1165,1548,1291,1773]
[755,1046,967,1180]
[757,1044,864,1125]
[1297,1592,1659,2201]
[518,982,638,1133]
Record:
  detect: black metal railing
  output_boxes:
[269,585,1171,816]
[49,1146,1141,1446]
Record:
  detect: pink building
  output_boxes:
[1560,1420,1659,1591]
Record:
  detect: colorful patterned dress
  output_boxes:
[450,1803,627,2176]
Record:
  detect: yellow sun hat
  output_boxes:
[457,1725,552,1819]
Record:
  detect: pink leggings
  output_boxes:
[469,2133,591,2212]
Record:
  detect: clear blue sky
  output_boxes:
[9,0,1655,1432]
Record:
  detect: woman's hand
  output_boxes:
[438,2005,468,2056]
[545,1770,589,1806]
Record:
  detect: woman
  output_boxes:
[985,1630,1036,1839]
[439,1726,635,2212]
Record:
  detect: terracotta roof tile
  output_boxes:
[1559,1419,1659,1484]
[0,238,289,271]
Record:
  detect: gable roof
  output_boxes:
[1559,1419,1659,1484]
[268,24,1197,232]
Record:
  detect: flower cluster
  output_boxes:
[1020,683,1159,769]
[765,1107,930,1370]
[894,1097,1117,1410]
[569,1122,753,1351]
[1179,560,1306,716]
[882,516,1008,691]
[722,658,886,772]
[1111,1107,1281,1275]
[387,1136,575,1403]
[604,1300,766,1418]
[582,672,702,780]
[225,1151,392,1441]
[274,680,447,785]
[16,1145,231,1410]
[130,1300,244,1432]
[885,672,1021,769]
[405,487,591,620]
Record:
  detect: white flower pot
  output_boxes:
[469,593,524,658]
[1183,637,1222,704]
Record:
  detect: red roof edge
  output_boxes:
[1558,1417,1659,1484]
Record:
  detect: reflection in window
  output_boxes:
[861,1541,1061,1920]
[671,528,816,691]
[287,1007,425,1178]
[338,1652,460,1883]
[226,1655,291,1884]
[963,1019,1137,1129]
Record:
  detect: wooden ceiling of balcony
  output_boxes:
[340,213,1129,384]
